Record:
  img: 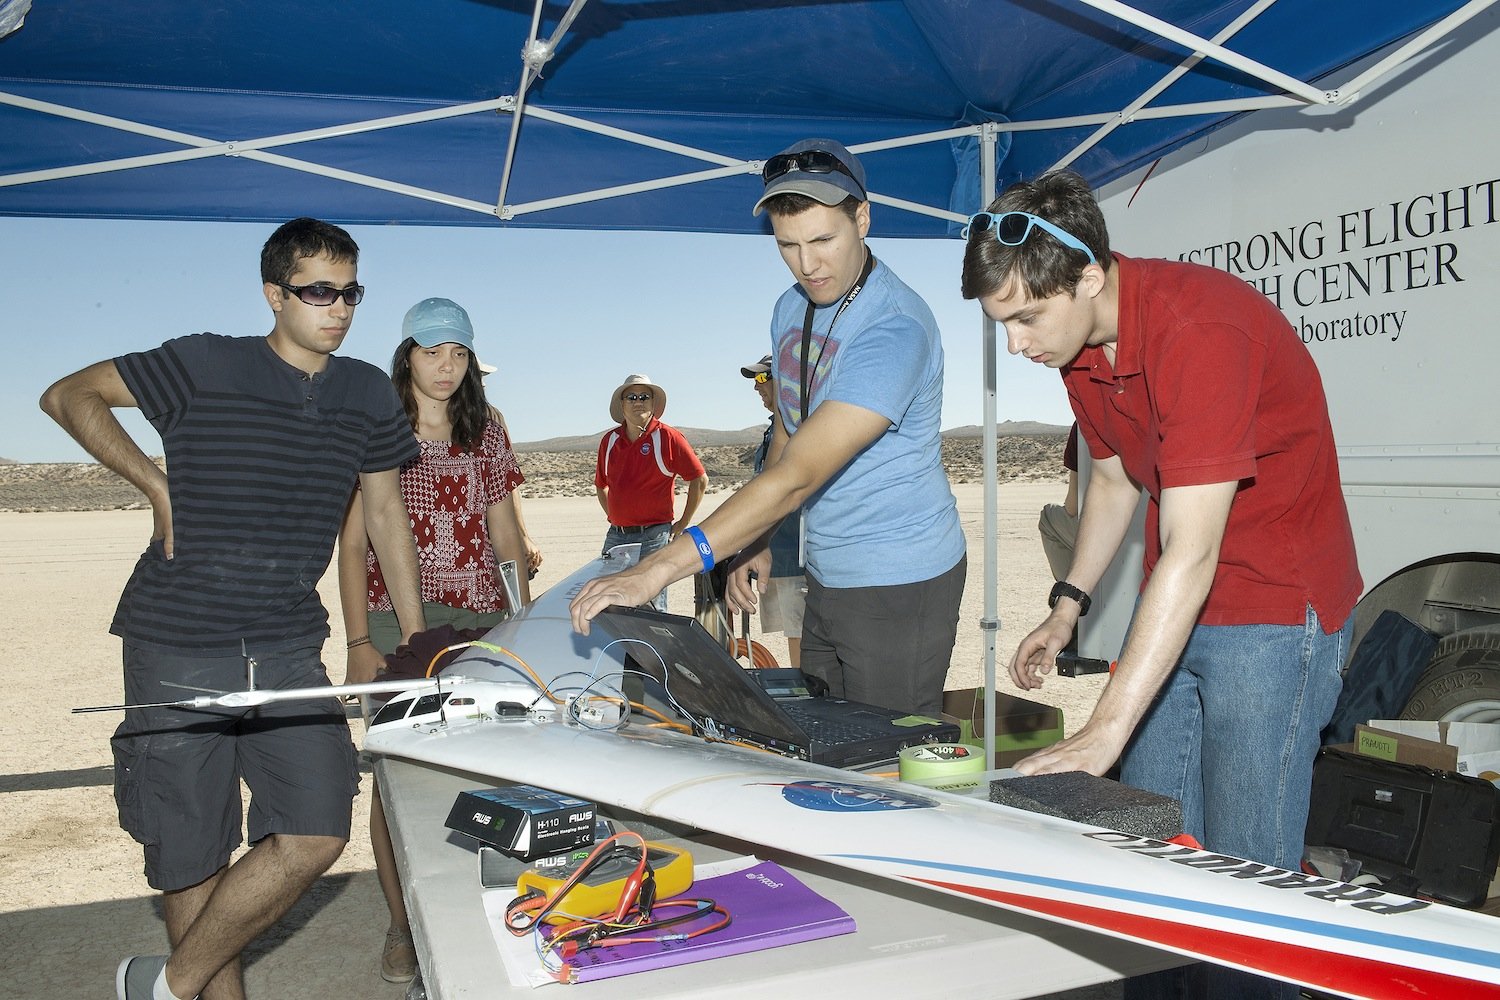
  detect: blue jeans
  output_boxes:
[1121,605,1351,1000]
[602,522,672,611]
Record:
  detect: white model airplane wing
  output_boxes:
[364,555,1500,1000]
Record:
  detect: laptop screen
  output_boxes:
[591,605,808,747]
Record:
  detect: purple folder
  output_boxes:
[556,860,856,982]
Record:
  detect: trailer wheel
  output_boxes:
[1397,625,1500,723]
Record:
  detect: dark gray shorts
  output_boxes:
[800,554,967,718]
[113,639,359,891]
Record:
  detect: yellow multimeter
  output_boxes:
[516,841,693,923]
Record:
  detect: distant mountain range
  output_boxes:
[0,421,1068,468]
[0,422,1072,511]
[512,419,1068,453]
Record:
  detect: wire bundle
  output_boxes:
[502,831,729,983]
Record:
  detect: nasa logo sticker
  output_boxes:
[640,442,651,455]
[777,779,936,812]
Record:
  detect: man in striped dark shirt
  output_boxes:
[41,218,426,1000]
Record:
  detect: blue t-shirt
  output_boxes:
[769,258,964,588]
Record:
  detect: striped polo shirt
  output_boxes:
[113,333,418,649]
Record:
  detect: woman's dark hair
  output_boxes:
[389,337,490,451]
[960,169,1111,302]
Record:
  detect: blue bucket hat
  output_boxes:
[753,138,867,216]
[402,297,475,351]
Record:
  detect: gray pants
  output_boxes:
[799,554,967,718]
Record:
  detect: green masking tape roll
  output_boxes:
[898,742,986,789]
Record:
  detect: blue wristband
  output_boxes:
[684,525,714,573]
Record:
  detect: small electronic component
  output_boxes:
[1056,652,1113,677]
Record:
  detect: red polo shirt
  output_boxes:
[594,417,706,527]
[1064,254,1361,630]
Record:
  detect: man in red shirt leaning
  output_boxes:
[595,374,708,611]
[960,170,1361,1000]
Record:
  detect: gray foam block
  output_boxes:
[990,771,1184,841]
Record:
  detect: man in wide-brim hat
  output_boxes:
[593,373,708,611]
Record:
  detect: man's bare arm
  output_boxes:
[571,400,888,631]
[359,467,427,643]
[336,488,388,683]
[40,360,173,552]
[1011,453,1142,688]
[1016,477,1238,776]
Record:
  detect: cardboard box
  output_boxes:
[1350,724,1459,772]
[1367,720,1500,787]
[941,688,1063,766]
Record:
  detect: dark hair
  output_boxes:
[389,337,490,451]
[960,170,1110,302]
[763,192,862,224]
[260,217,360,286]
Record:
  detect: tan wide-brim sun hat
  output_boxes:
[609,373,667,424]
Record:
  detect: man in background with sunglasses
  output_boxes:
[41,217,427,1000]
[961,171,1359,1000]
[739,353,806,665]
[594,373,708,611]
[573,139,966,719]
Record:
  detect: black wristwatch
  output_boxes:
[1048,581,1091,617]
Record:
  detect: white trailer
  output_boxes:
[1084,7,1500,721]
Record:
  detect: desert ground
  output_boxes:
[0,455,1118,998]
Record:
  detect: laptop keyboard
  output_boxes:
[780,702,888,742]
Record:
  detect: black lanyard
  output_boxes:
[800,250,875,423]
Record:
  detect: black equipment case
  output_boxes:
[1305,747,1500,908]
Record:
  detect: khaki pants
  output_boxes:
[1038,503,1079,581]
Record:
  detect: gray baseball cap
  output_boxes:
[753,138,867,216]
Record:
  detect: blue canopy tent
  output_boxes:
[2,0,1489,763]
[1,1,1485,234]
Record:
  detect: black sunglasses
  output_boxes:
[624,392,654,402]
[277,281,365,307]
[762,150,864,195]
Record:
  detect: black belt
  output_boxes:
[612,522,670,534]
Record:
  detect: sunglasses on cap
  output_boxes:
[762,150,864,194]
[277,281,366,307]
[752,371,771,384]
[961,211,1097,266]
[624,392,654,402]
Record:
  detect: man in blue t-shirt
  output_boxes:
[574,139,966,717]
[740,353,806,666]
[41,218,427,1000]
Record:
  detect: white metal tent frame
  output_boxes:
[4,0,1493,766]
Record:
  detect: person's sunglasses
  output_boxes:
[277,281,366,307]
[962,211,1097,266]
[753,371,771,384]
[762,150,864,195]
[624,392,654,402]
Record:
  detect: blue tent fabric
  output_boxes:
[0,1,1474,235]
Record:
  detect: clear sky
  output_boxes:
[2,217,1073,464]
